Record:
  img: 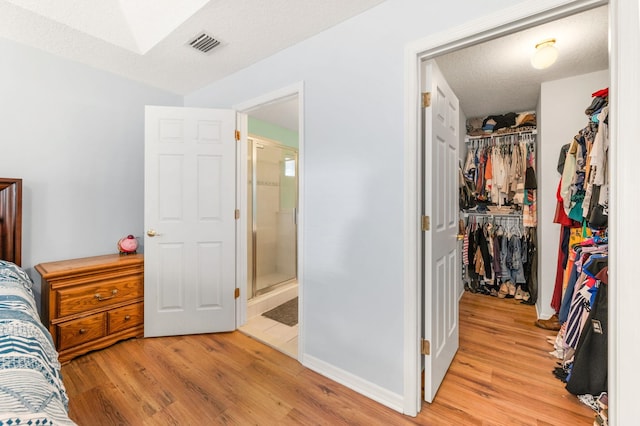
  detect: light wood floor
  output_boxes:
[61,292,595,425]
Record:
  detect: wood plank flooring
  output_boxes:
[61,292,596,425]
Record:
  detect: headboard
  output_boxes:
[0,178,22,266]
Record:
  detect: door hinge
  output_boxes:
[421,215,430,231]
[235,130,241,141]
[234,288,240,299]
[422,92,431,108]
[421,339,431,355]
[234,209,240,219]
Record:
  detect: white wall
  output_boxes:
[0,37,182,309]
[186,0,524,401]
[537,70,609,320]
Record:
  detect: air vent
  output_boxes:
[188,32,220,54]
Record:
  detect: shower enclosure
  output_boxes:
[247,137,298,299]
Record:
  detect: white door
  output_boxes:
[423,60,459,402]
[144,106,237,337]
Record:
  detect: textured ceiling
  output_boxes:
[436,5,609,118]
[0,0,386,95]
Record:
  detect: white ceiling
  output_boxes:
[0,2,609,127]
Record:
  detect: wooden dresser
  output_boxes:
[36,253,144,364]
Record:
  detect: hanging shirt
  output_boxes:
[590,106,609,186]
[561,140,578,214]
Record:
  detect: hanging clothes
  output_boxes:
[565,281,607,396]
[461,213,535,301]
[463,131,536,214]
[547,88,610,411]
[521,227,538,305]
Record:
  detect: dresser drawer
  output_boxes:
[56,276,143,317]
[108,302,143,334]
[57,313,106,350]
[36,253,144,363]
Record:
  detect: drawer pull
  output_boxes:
[124,315,131,321]
[95,289,118,301]
[79,329,87,335]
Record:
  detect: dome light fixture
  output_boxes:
[531,38,558,69]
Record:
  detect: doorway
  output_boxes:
[404,0,609,416]
[235,87,302,359]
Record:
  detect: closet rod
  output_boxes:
[463,212,522,218]
[465,129,537,141]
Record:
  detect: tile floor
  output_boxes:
[239,314,298,358]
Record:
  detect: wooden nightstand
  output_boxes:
[36,253,144,364]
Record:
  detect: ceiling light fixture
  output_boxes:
[531,38,558,70]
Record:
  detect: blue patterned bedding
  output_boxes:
[0,260,75,425]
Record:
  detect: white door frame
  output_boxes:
[402,0,611,416]
[233,82,305,360]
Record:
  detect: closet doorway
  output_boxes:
[406,1,609,414]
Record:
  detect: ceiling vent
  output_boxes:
[188,32,220,54]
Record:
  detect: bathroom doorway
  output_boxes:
[237,89,301,358]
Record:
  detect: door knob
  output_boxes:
[147,229,158,237]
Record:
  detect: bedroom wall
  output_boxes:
[0,37,182,310]
[185,0,526,402]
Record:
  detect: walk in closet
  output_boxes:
[457,83,610,425]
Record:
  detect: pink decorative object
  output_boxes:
[117,235,138,254]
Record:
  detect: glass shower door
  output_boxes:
[251,138,298,297]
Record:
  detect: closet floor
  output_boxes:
[419,291,596,424]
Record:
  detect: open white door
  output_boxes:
[144,106,237,337]
[422,60,459,402]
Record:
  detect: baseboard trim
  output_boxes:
[302,354,404,413]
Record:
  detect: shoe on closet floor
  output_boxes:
[549,348,564,359]
[498,282,509,299]
[535,314,561,331]
[515,286,523,299]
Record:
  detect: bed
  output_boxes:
[0,178,75,425]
